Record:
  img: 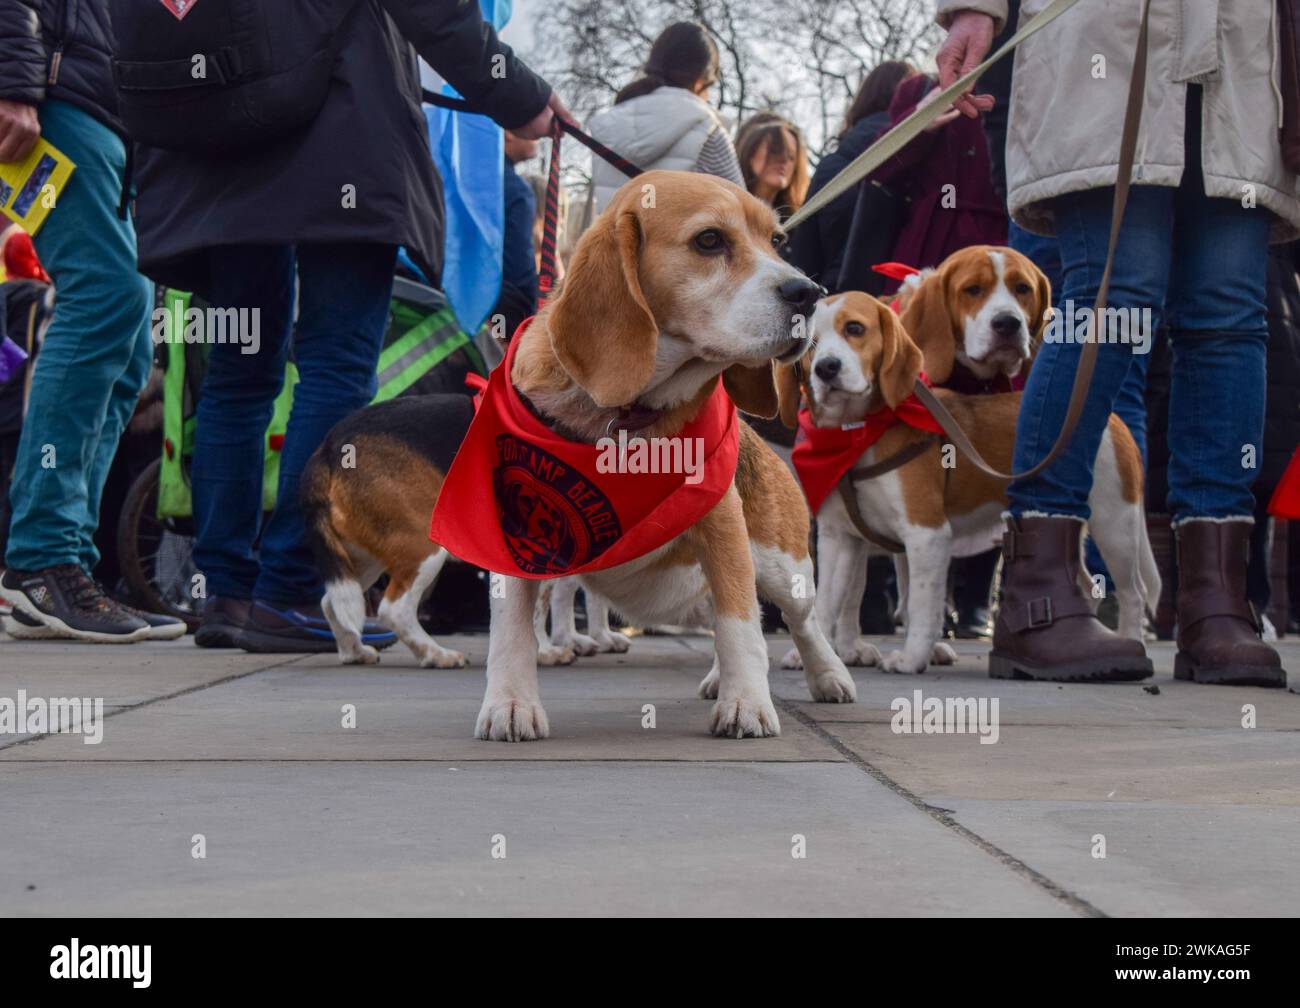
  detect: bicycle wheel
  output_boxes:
[117,458,202,631]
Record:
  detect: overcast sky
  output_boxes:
[500,0,539,59]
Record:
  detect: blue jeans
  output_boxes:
[4,101,152,572]
[1008,219,1151,465]
[192,243,396,606]
[1008,182,1268,522]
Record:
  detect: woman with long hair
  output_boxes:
[588,22,743,213]
[734,113,809,220]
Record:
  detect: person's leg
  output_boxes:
[80,300,153,574]
[990,183,1172,682]
[1163,128,1281,684]
[190,246,295,602]
[1007,220,1062,300]
[1007,184,1171,517]
[0,100,152,640]
[252,242,397,606]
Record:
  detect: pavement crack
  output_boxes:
[774,697,1108,919]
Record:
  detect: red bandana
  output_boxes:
[791,386,945,515]
[429,320,740,579]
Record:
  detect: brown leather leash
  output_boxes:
[834,435,942,553]
[910,0,1151,481]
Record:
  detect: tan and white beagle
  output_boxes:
[303,171,856,740]
[778,292,1160,675]
[477,170,858,740]
[898,244,1049,391]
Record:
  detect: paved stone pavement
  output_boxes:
[1,631,1296,916]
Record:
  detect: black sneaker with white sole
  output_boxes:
[0,565,150,643]
[3,607,67,639]
[92,580,188,641]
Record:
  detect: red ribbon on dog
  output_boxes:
[429,319,740,579]
[791,383,945,515]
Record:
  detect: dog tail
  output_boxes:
[1135,504,1161,621]
[300,446,351,585]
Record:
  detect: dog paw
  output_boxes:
[806,664,857,703]
[537,643,576,666]
[836,638,883,667]
[930,641,957,665]
[340,644,380,665]
[590,630,630,653]
[697,666,720,699]
[709,695,780,738]
[553,631,599,656]
[780,647,803,669]
[884,649,928,675]
[419,646,467,669]
[475,697,550,742]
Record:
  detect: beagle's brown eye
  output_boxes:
[771,232,787,250]
[1015,282,1033,296]
[693,228,726,254]
[964,284,983,297]
[844,321,865,337]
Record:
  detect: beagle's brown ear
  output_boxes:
[1027,255,1053,348]
[723,362,778,419]
[898,267,956,384]
[774,355,806,429]
[548,208,657,408]
[877,300,924,410]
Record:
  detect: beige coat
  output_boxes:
[937,0,1300,240]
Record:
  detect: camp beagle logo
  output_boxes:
[494,434,621,575]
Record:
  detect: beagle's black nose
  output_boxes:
[813,357,842,382]
[779,277,822,314]
[991,313,1023,338]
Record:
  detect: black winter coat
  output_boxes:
[787,112,889,292]
[0,0,120,133]
[131,0,550,295]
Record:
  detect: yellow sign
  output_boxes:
[0,139,77,236]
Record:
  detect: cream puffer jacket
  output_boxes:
[937,0,1300,240]
[589,86,737,213]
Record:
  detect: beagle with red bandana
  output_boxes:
[305,171,857,741]
[778,292,1159,676]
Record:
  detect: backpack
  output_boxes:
[110,0,361,155]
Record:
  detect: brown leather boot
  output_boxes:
[989,516,1152,682]
[1174,518,1284,687]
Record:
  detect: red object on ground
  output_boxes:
[2,227,51,283]
[791,379,945,515]
[1268,446,1300,519]
[430,318,740,578]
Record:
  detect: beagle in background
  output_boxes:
[548,580,630,656]
[898,245,1049,393]
[779,292,1159,676]
[300,397,581,669]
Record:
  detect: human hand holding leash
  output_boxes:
[936,10,997,117]
[515,91,579,141]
